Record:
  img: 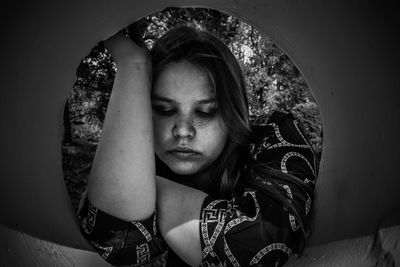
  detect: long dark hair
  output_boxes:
[151,25,311,250]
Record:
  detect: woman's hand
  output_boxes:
[104,30,151,73]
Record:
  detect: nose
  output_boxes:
[172,116,195,139]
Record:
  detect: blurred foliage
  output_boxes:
[62,7,323,211]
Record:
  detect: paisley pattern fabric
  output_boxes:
[78,111,317,266]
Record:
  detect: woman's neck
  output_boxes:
[155,156,220,195]
[176,165,220,196]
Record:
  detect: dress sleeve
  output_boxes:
[77,193,168,266]
[199,189,302,266]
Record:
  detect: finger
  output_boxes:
[126,22,147,50]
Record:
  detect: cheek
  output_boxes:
[153,117,171,147]
[201,121,228,155]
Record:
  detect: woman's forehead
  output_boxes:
[152,61,216,102]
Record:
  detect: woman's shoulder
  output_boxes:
[250,110,289,125]
[250,110,308,145]
[248,110,317,184]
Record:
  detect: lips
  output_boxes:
[167,147,200,159]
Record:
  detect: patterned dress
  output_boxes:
[78,111,317,266]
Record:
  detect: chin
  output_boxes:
[162,158,201,176]
[169,163,200,176]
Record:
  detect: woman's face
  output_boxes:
[152,61,228,177]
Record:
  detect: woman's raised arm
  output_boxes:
[86,32,156,221]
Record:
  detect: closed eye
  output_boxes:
[196,108,218,117]
[152,105,176,116]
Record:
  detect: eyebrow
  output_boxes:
[151,95,216,104]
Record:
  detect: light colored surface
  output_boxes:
[287,225,400,266]
[0,224,109,267]
[1,223,398,266]
[0,0,399,262]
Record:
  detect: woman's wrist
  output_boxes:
[104,31,151,72]
[116,57,150,72]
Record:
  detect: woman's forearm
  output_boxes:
[87,60,156,221]
[156,176,206,266]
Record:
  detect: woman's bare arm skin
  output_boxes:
[156,176,205,266]
[87,32,156,221]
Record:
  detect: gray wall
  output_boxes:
[0,0,399,259]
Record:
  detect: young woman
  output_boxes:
[78,25,317,266]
